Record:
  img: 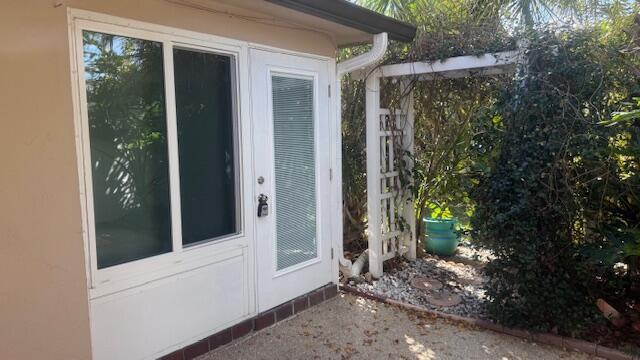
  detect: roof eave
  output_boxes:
[264,0,417,43]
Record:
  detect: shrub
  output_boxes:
[470,26,640,334]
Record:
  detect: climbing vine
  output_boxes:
[341,15,515,253]
[343,0,640,348]
[470,22,640,335]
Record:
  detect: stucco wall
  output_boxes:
[0,1,335,359]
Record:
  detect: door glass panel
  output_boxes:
[82,31,172,269]
[271,74,317,270]
[173,48,238,246]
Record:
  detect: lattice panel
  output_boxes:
[378,109,410,261]
[365,75,416,277]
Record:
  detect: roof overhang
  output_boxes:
[264,0,416,43]
[191,0,416,46]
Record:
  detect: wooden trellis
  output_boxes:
[366,78,416,277]
[364,51,519,278]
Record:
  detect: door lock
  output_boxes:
[257,194,269,217]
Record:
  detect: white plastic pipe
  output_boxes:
[350,249,369,278]
[334,33,388,278]
[337,33,388,76]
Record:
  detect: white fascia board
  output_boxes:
[377,50,520,78]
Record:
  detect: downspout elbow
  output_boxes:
[337,33,388,76]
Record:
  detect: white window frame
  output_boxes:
[266,69,323,277]
[68,9,253,298]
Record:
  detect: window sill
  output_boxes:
[89,235,248,299]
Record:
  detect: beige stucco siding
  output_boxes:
[69,0,337,57]
[0,1,335,359]
[0,3,92,359]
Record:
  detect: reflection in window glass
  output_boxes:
[83,31,172,269]
[173,48,237,245]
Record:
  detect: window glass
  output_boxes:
[271,75,317,270]
[173,48,237,245]
[83,31,172,268]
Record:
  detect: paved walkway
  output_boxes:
[197,293,594,360]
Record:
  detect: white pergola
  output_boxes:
[356,50,520,278]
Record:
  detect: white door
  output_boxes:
[250,49,332,311]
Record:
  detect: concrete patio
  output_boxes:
[196,293,593,360]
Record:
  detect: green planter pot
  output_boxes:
[423,218,459,256]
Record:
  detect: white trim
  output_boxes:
[247,42,332,62]
[376,51,520,78]
[327,59,340,283]
[66,14,95,340]
[69,10,252,297]
[69,8,245,49]
[240,43,258,317]
[365,74,383,278]
[250,48,332,312]
[415,66,514,80]
[72,19,99,287]
[273,257,323,279]
[266,68,323,276]
[163,34,184,258]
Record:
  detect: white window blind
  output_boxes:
[271,74,317,270]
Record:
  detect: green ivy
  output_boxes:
[470,25,640,334]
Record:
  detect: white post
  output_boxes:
[401,81,416,260]
[366,71,383,278]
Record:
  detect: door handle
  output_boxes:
[257,194,269,217]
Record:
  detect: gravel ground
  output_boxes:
[351,246,491,319]
[198,293,594,360]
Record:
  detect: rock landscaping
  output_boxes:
[349,245,492,319]
[344,245,640,359]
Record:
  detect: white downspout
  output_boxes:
[334,33,388,278]
[337,33,389,76]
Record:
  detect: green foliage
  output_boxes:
[471,0,605,28]
[410,75,509,228]
[347,0,640,339]
[342,0,517,249]
[83,31,168,211]
[470,22,640,333]
[602,97,640,125]
[341,73,368,247]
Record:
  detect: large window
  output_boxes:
[82,30,239,270]
[174,48,237,246]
